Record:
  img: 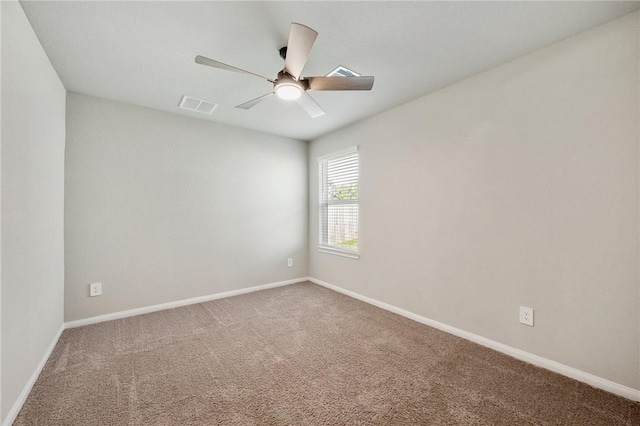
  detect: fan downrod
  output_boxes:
[279,46,287,60]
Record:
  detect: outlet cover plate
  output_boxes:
[90,282,102,297]
[519,306,534,326]
[287,258,293,267]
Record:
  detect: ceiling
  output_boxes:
[21,1,639,141]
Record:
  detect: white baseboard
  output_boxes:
[65,277,309,329]
[309,277,640,402]
[2,323,65,426]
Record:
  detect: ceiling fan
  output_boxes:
[195,22,374,118]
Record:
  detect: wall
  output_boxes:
[65,93,308,321]
[1,1,66,422]
[309,12,639,389]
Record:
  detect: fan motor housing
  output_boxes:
[273,71,308,96]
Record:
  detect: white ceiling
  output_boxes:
[21,1,639,141]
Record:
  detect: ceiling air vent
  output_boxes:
[326,65,361,77]
[178,95,218,114]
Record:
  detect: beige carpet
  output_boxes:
[15,282,640,425]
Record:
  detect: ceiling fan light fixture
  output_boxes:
[275,82,302,100]
[196,22,374,118]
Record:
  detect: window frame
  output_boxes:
[317,146,360,260]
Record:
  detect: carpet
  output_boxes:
[14,282,640,425]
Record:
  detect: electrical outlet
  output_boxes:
[519,306,534,326]
[90,282,102,297]
[287,258,293,267]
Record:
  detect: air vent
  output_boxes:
[178,96,218,114]
[327,65,361,77]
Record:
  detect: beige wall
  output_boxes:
[1,1,66,421]
[309,12,639,389]
[65,93,308,321]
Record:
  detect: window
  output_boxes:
[318,147,359,259]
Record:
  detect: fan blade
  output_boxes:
[284,23,318,80]
[195,55,273,82]
[235,93,273,109]
[296,92,325,118]
[305,76,374,91]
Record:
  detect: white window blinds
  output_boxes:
[319,147,359,258]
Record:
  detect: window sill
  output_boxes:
[318,246,360,260]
